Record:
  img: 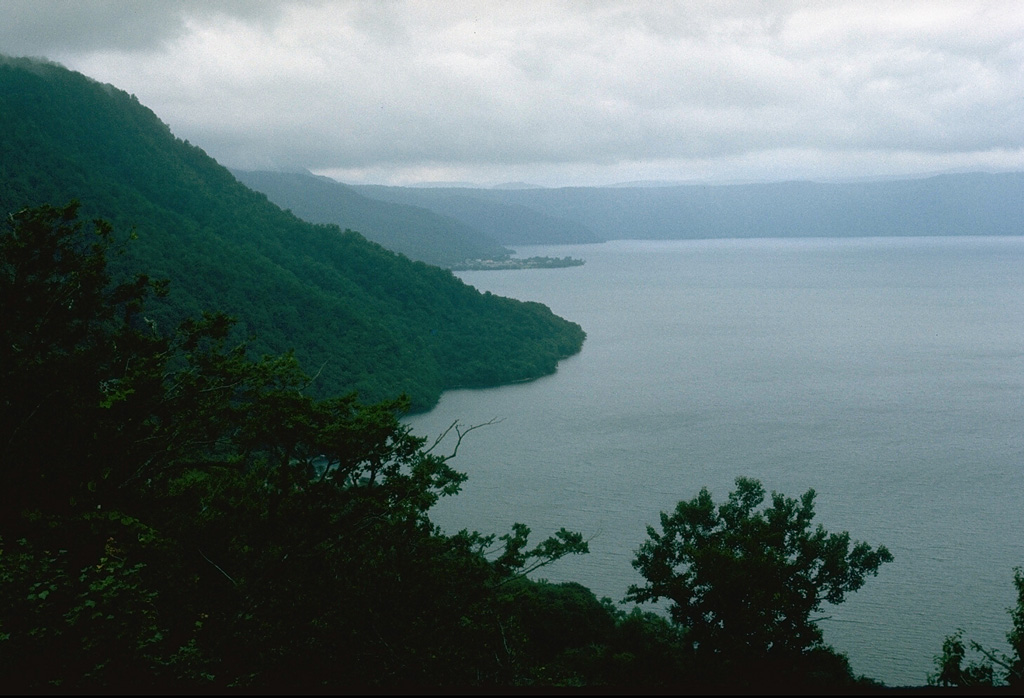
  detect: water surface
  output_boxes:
[406,237,1024,687]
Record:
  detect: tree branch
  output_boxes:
[198,547,238,586]
[424,417,503,461]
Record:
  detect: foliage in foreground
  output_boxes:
[1,202,907,690]
[627,476,893,689]
[929,567,1024,689]
[0,202,594,690]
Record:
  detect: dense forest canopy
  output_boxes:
[0,201,592,689]
[0,55,584,409]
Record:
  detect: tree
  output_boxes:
[930,567,1024,688]
[626,477,893,687]
[0,201,590,691]
[0,200,167,531]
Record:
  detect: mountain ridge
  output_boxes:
[351,171,1024,243]
[231,168,512,268]
[0,55,585,409]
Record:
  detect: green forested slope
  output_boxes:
[232,169,511,268]
[0,57,584,409]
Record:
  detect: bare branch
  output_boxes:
[969,641,1014,673]
[424,420,460,455]
[198,547,238,586]
[423,417,503,461]
[303,360,328,392]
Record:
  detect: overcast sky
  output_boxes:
[3,0,1024,187]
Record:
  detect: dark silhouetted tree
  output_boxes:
[627,477,892,688]
[930,566,1024,688]
[0,202,589,691]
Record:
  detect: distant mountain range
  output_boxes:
[0,56,585,409]
[349,173,1024,243]
[352,185,604,245]
[249,169,1024,255]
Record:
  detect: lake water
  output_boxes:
[404,237,1024,687]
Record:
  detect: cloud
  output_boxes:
[3,0,1023,184]
[0,0,285,55]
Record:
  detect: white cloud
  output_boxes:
[3,0,1023,185]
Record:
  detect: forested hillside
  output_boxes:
[232,169,512,268]
[0,57,584,408]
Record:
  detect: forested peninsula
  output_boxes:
[0,56,584,410]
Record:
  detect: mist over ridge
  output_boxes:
[349,172,1024,244]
